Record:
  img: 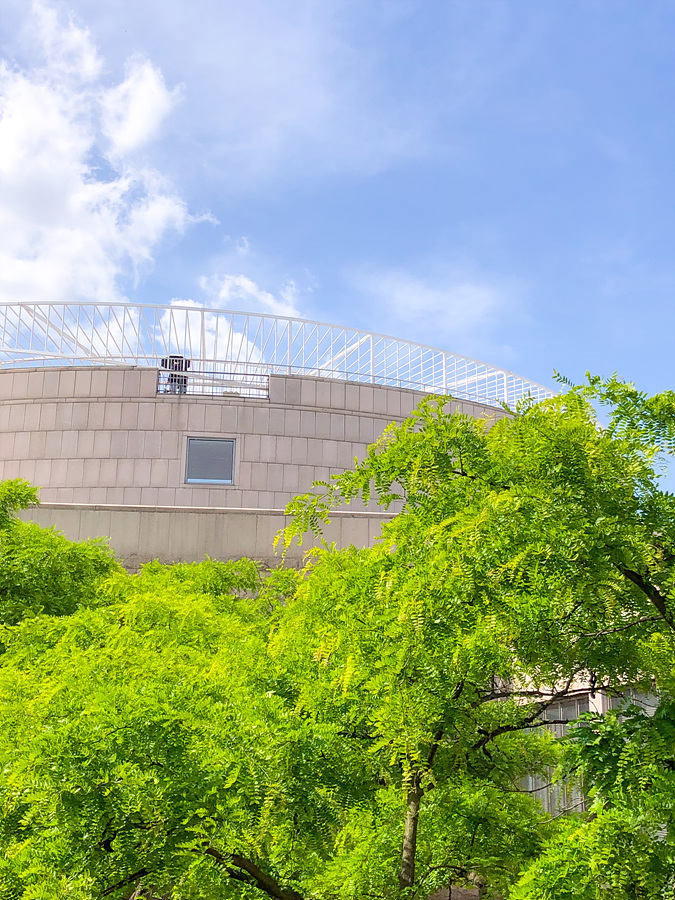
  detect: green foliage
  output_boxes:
[2,372,675,899]
[568,371,675,455]
[0,478,120,626]
[270,537,559,897]
[0,521,120,625]
[0,556,373,900]
[514,700,675,898]
[277,376,675,896]
[0,479,38,530]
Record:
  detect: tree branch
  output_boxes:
[204,848,304,900]
[100,869,149,897]
[471,682,576,752]
[571,615,661,644]
[617,565,675,627]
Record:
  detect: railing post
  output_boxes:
[287,322,292,375]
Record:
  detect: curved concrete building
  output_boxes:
[0,302,550,566]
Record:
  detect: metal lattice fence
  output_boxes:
[0,302,552,406]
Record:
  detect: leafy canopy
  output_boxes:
[2,376,675,898]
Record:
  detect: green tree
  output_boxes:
[510,378,675,899]
[2,375,675,899]
[0,478,38,529]
[276,378,675,896]
[0,478,120,625]
[0,556,378,900]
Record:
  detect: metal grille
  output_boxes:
[157,368,269,399]
[0,302,552,406]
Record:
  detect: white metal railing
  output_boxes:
[157,366,269,399]
[0,301,552,406]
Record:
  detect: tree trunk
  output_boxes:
[398,780,422,890]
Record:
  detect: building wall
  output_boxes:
[23,504,392,570]
[0,365,504,564]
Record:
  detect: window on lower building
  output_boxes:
[185,437,235,484]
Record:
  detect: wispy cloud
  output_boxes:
[347,261,520,357]
[193,233,309,318]
[138,0,551,188]
[177,1,429,183]
[0,2,197,304]
[101,57,182,158]
[199,273,301,318]
[5,1,538,193]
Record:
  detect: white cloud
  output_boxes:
[348,263,517,354]
[126,0,536,187]
[199,273,301,318]
[355,267,499,328]
[46,0,433,187]
[0,2,194,305]
[3,0,552,194]
[32,1,101,84]
[101,57,181,156]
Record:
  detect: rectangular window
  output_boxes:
[185,437,235,484]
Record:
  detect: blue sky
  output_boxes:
[1,0,673,395]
